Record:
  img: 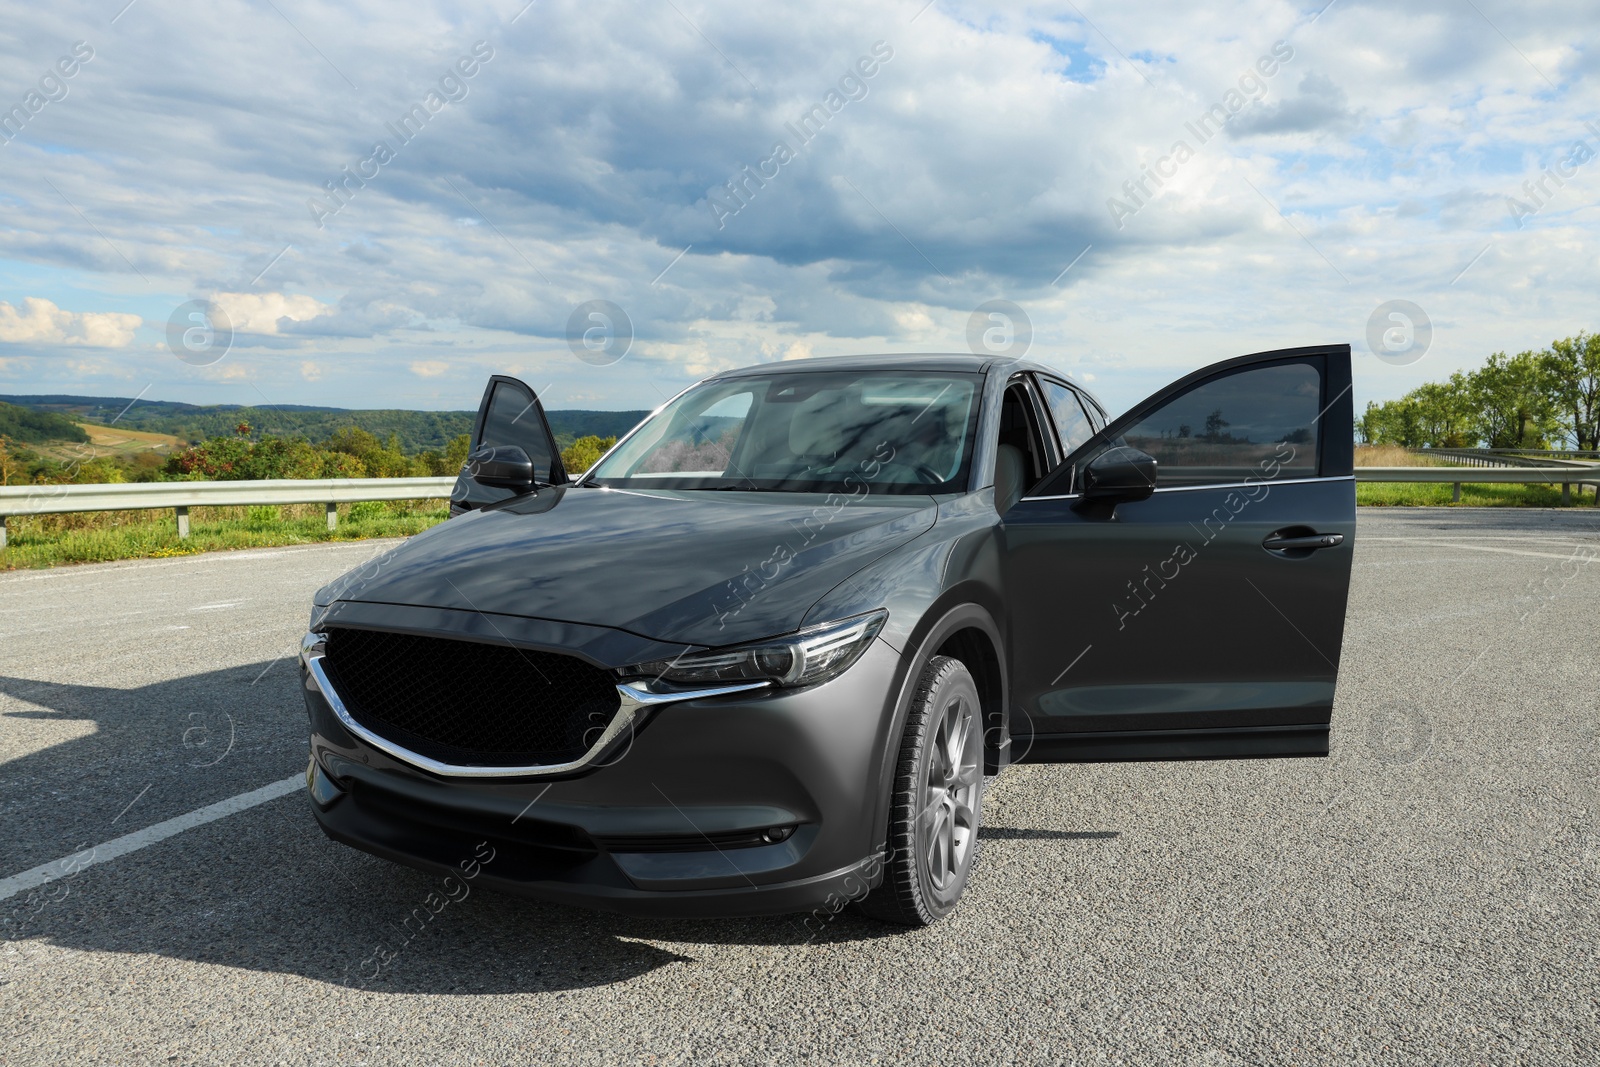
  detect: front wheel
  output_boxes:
[858,655,983,925]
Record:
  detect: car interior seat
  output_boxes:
[994,443,1025,514]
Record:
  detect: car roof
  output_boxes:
[711,352,993,377]
[710,352,1083,384]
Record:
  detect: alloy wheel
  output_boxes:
[918,690,980,895]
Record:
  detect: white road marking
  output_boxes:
[1361,540,1598,563]
[0,775,302,903]
[1362,535,1599,544]
[1355,558,1512,568]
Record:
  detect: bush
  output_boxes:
[245,505,280,528]
[561,435,617,474]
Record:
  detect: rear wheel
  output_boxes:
[859,655,983,925]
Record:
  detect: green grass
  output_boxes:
[1356,481,1599,507]
[0,499,449,569]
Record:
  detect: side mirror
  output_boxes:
[1079,446,1157,503]
[465,444,535,490]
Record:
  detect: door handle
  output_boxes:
[1262,532,1344,551]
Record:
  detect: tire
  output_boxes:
[858,655,984,926]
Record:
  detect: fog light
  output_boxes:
[762,826,795,844]
[306,755,346,809]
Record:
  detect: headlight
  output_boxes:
[624,610,887,689]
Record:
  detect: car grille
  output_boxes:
[320,627,620,766]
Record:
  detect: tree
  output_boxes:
[317,450,368,478]
[444,432,471,471]
[0,402,90,445]
[419,433,472,476]
[322,426,420,477]
[1541,332,1600,451]
[1410,374,1477,447]
[1201,409,1231,442]
[322,426,383,459]
[1467,351,1556,448]
[70,456,125,484]
[561,435,617,474]
[1360,398,1424,447]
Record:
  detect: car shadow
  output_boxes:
[0,659,1027,995]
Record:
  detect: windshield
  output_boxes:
[588,369,982,494]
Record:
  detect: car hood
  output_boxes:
[319,486,938,648]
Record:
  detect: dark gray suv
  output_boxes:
[300,347,1355,925]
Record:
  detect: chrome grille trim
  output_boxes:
[300,631,767,779]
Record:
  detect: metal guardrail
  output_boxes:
[1460,448,1600,459]
[2,466,1597,550]
[1361,466,1600,504]
[1411,448,1599,469]
[0,477,456,547]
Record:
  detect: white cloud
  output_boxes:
[0,298,141,347]
[211,292,331,335]
[410,360,451,377]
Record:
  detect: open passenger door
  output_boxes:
[1003,345,1355,762]
[449,375,567,515]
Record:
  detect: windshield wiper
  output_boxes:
[699,484,794,492]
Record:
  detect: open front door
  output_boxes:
[1004,345,1355,761]
[449,375,566,515]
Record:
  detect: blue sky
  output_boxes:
[0,0,1595,419]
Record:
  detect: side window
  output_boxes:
[1118,360,1321,488]
[998,381,1051,486]
[479,380,560,481]
[1039,380,1094,455]
[1082,394,1107,431]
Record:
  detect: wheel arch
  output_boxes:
[932,623,1005,770]
[865,597,1008,861]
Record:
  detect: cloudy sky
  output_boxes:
[0,0,1595,418]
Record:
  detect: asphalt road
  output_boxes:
[2,509,1597,1066]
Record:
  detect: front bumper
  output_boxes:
[299,630,904,918]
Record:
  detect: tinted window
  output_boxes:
[480,381,559,480]
[1118,361,1321,488]
[1082,394,1107,429]
[1040,380,1094,454]
[591,371,982,494]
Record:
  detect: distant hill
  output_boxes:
[0,401,91,445]
[0,395,648,454]
[543,409,651,444]
[3,395,342,421]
